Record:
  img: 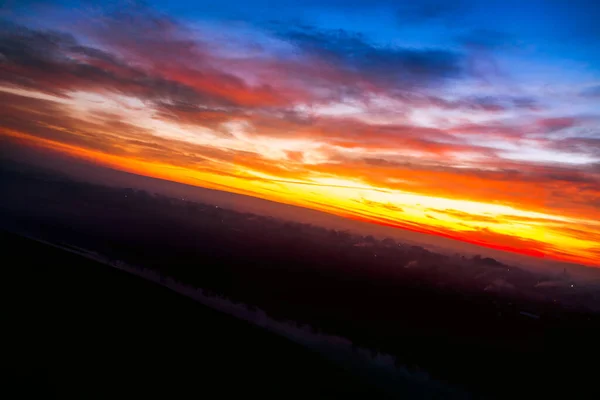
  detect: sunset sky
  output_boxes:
[1,0,600,265]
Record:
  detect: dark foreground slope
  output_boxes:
[4,166,600,399]
[1,232,387,399]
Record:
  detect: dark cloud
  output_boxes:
[0,89,257,170]
[276,26,465,89]
[581,85,600,98]
[246,115,489,158]
[0,8,523,118]
[466,96,507,112]
[448,121,522,138]
[154,101,242,131]
[446,95,511,112]
[86,3,203,65]
[0,20,237,108]
[0,90,144,156]
[554,137,600,158]
[536,117,579,133]
[0,9,305,111]
[396,0,471,27]
[457,29,515,50]
[396,93,539,113]
[510,96,540,110]
[83,6,304,107]
[486,95,539,111]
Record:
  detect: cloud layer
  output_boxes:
[1,1,600,265]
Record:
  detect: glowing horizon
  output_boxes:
[1,1,599,266]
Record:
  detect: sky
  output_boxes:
[1,0,600,266]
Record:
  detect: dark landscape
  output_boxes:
[2,163,600,399]
[2,1,600,397]
[2,231,389,399]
